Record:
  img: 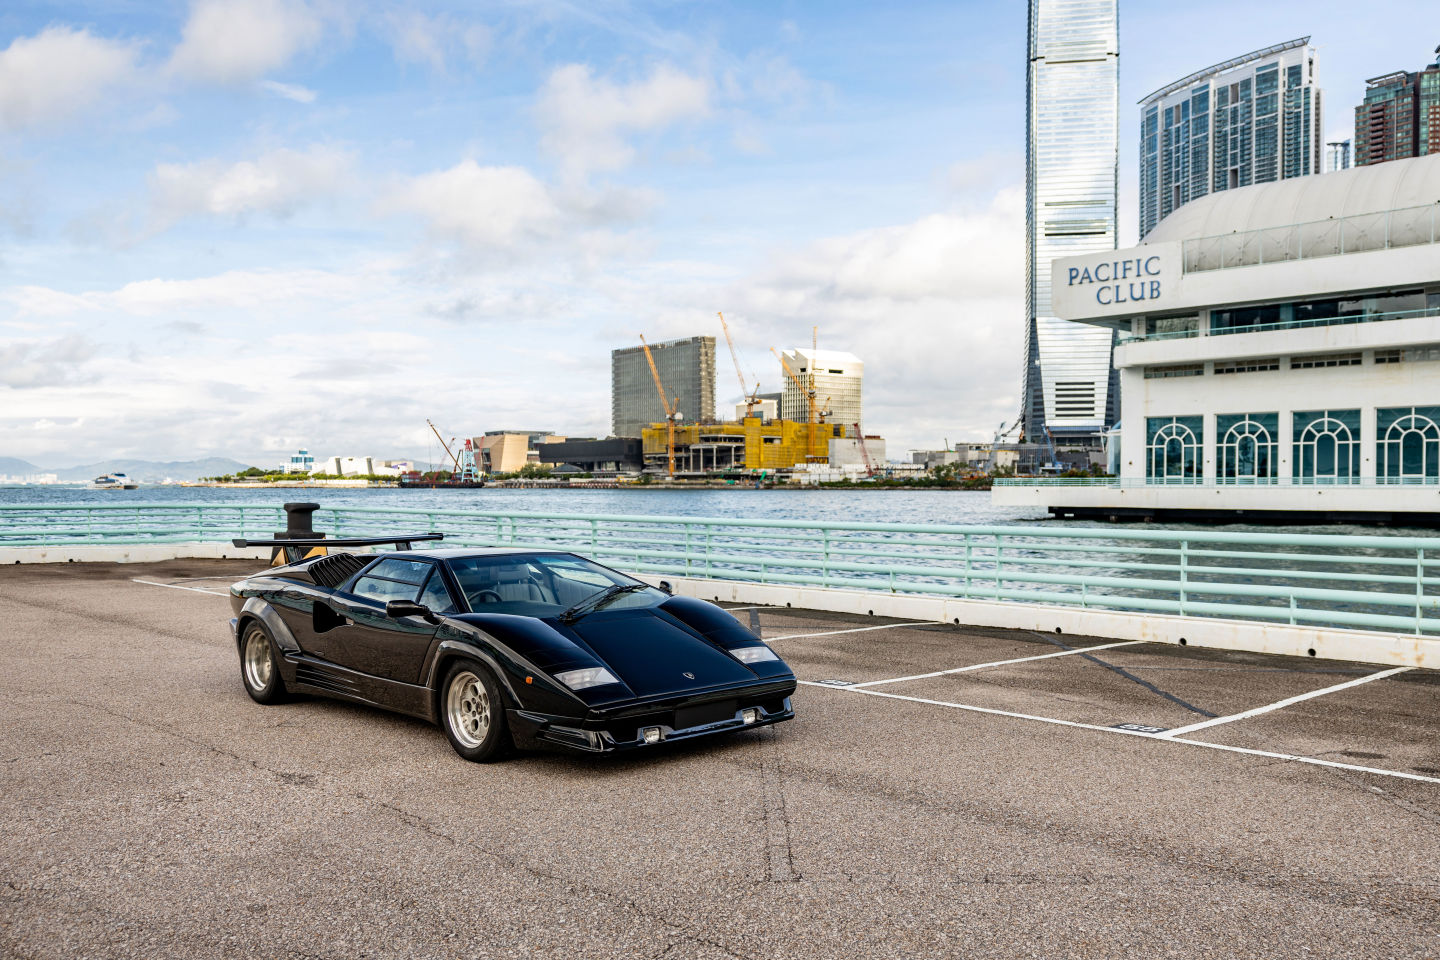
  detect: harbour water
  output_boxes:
[1,485,1434,537]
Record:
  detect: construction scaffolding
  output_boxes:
[640,419,843,475]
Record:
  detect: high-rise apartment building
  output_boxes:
[1022,0,1120,444]
[1327,140,1352,172]
[778,349,863,434]
[1354,50,1440,167]
[1139,38,1321,240]
[610,336,716,438]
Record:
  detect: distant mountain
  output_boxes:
[0,457,44,476]
[51,458,257,483]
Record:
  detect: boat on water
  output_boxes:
[90,473,139,490]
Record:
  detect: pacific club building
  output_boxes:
[994,152,1440,524]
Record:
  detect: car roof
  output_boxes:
[372,547,571,561]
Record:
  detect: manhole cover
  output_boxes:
[1113,723,1168,734]
[813,679,856,687]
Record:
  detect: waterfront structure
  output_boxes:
[778,349,862,434]
[1022,0,1120,445]
[1139,38,1321,241]
[611,337,716,438]
[535,438,644,476]
[640,419,844,475]
[473,430,563,474]
[282,449,314,473]
[993,153,1440,523]
[1354,50,1440,167]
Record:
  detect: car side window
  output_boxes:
[349,558,433,605]
[417,570,458,614]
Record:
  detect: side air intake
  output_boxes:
[307,553,371,589]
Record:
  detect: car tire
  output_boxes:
[440,659,512,762]
[240,621,288,705]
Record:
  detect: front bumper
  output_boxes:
[509,696,795,753]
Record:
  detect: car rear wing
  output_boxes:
[232,533,444,549]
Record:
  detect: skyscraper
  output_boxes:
[1354,49,1440,167]
[1139,38,1321,240]
[611,336,716,438]
[1022,0,1120,445]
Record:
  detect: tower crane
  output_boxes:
[427,418,460,475]
[639,334,679,478]
[853,423,877,478]
[718,311,761,419]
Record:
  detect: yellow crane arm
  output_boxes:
[640,334,677,478]
[719,311,757,414]
[639,335,674,418]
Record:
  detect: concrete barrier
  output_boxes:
[0,543,272,565]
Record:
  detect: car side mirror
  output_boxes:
[385,600,441,624]
[657,580,674,596]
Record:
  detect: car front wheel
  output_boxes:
[241,622,287,704]
[440,660,511,762]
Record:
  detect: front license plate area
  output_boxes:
[674,699,737,729]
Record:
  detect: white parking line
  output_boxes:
[848,640,1148,688]
[798,680,1440,786]
[130,578,231,597]
[769,622,916,641]
[1156,666,1414,739]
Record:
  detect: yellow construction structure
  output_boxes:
[641,418,841,474]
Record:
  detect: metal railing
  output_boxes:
[4,504,1440,636]
[1182,202,1440,273]
[1121,306,1440,344]
[992,477,1440,488]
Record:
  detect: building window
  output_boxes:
[1218,414,1278,483]
[1147,314,1200,339]
[1147,416,1202,482]
[1375,345,1440,364]
[1293,410,1361,482]
[1378,407,1440,482]
[1143,364,1204,379]
[1289,352,1362,369]
[1213,358,1280,375]
[1054,381,1096,419]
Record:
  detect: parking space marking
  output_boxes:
[800,680,1440,786]
[1157,666,1414,739]
[768,622,918,641]
[847,640,1148,688]
[130,578,231,597]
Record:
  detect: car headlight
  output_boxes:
[730,645,779,664]
[554,667,620,690]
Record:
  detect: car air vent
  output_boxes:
[308,552,371,589]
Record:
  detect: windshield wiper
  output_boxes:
[558,583,649,623]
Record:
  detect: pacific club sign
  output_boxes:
[1067,256,1162,305]
[1050,241,1181,321]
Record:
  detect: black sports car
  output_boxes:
[228,539,795,761]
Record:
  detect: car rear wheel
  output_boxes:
[440,660,511,762]
[241,622,287,704]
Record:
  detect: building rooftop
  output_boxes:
[1139,36,1309,106]
[1144,152,1440,245]
[783,348,862,367]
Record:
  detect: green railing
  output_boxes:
[1120,306,1439,344]
[5,503,1440,636]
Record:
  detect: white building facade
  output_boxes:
[780,349,863,435]
[994,153,1440,522]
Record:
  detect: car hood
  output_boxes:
[561,609,756,698]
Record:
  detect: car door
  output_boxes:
[325,558,448,684]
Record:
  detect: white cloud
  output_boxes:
[385,11,490,73]
[0,27,139,132]
[169,0,324,84]
[381,160,561,249]
[5,268,376,319]
[536,63,709,180]
[259,79,317,103]
[0,334,98,388]
[148,146,350,223]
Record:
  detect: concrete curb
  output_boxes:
[0,543,273,564]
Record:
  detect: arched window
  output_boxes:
[1218,413,1278,483]
[1293,410,1360,482]
[1378,407,1440,482]
[1146,416,1202,482]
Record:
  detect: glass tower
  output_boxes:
[1022,0,1120,445]
[1140,38,1321,239]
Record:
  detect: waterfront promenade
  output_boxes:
[3,557,1439,958]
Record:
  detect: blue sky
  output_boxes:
[0,0,1432,466]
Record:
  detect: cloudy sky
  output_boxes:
[0,0,1431,467]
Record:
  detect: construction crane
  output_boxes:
[639,334,679,478]
[772,347,819,461]
[717,311,761,419]
[984,421,1007,474]
[853,423,877,478]
[427,418,460,474]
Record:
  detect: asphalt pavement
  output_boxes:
[2,560,1438,959]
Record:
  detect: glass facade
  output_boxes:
[1146,416,1202,482]
[1378,406,1440,481]
[1022,0,1119,443]
[1140,39,1320,239]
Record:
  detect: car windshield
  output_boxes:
[445,553,665,618]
